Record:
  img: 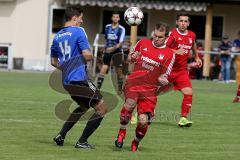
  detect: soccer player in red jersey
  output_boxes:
[115,23,175,152]
[166,13,202,127]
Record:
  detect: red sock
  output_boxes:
[237,85,240,97]
[120,107,133,127]
[135,123,149,141]
[181,94,192,117]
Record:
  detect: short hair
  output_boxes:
[64,6,83,21]
[154,22,170,36]
[176,12,190,21]
[112,11,120,16]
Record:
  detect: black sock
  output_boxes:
[117,77,123,91]
[60,107,86,138]
[97,74,104,89]
[78,112,104,143]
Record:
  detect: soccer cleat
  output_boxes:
[75,142,95,149]
[178,117,193,127]
[233,97,240,103]
[115,129,126,149]
[53,134,65,146]
[131,139,139,152]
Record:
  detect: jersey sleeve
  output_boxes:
[50,38,58,58]
[119,26,126,43]
[77,28,91,51]
[133,39,142,52]
[166,32,175,48]
[162,52,175,77]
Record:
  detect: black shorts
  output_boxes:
[63,80,103,108]
[103,49,125,66]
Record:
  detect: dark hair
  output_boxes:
[176,12,190,21]
[112,11,120,16]
[64,6,83,21]
[154,22,170,36]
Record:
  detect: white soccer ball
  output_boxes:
[124,7,144,26]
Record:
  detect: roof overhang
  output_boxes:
[65,0,209,12]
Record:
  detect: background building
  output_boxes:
[0,0,240,71]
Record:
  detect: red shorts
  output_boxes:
[168,69,192,90]
[124,85,157,115]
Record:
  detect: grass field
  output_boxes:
[0,71,240,160]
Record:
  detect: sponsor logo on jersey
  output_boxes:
[178,44,192,50]
[141,56,160,67]
[178,37,182,41]
[107,33,118,40]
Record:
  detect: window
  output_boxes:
[101,10,148,36]
[52,9,65,33]
[188,15,223,40]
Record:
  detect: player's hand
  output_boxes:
[195,57,202,68]
[158,75,169,86]
[174,48,186,55]
[128,51,141,62]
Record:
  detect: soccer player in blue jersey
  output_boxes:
[97,12,126,94]
[51,6,108,149]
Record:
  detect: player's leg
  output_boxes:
[112,52,125,95]
[115,98,136,148]
[53,82,91,146]
[173,71,193,127]
[97,52,111,89]
[179,87,193,127]
[75,81,107,149]
[54,105,88,146]
[131,96,156,152]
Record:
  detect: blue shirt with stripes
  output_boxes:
[105,24,125,48]
[51,26,91,85]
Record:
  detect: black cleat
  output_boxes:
[115,139,124,148]
[75,142,95,149]
[53,134,65,146]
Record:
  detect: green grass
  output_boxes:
[0,71,240,160]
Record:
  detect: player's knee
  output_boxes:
[181,87,193,95]
[138,114,148,127]
[124,99,136,111]
[95,100,108,115]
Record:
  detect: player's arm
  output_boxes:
[166,32,185,55]
[127,40,141,63]
[50,40,61,70]
[116,26,126,49]
[158,53,175,85]
[78,28,93,61]
[192,41,202,67]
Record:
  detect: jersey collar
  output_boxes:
[176,28,188,36]
[152,41,166,48]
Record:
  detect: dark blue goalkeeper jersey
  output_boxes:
[51,26,91,85]
[105,24,125,48]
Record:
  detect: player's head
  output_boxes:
[152,22,169,47]
[176,13,190,32]
[112,12,120,24]
[64,6,83,27]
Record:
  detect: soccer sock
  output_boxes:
[97,74,105,89]
[237,85,240,97]
[117,76,124,91]
[135,123,149,142]
[78,112,104,143]
[60,107,86,138]
[181,94,192,117]
[120,106,133,129]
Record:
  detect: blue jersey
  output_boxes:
[105,24,125,48]
[51,26,91,84]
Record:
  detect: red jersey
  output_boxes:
[126,39,175,89]
[166,28,196,71]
